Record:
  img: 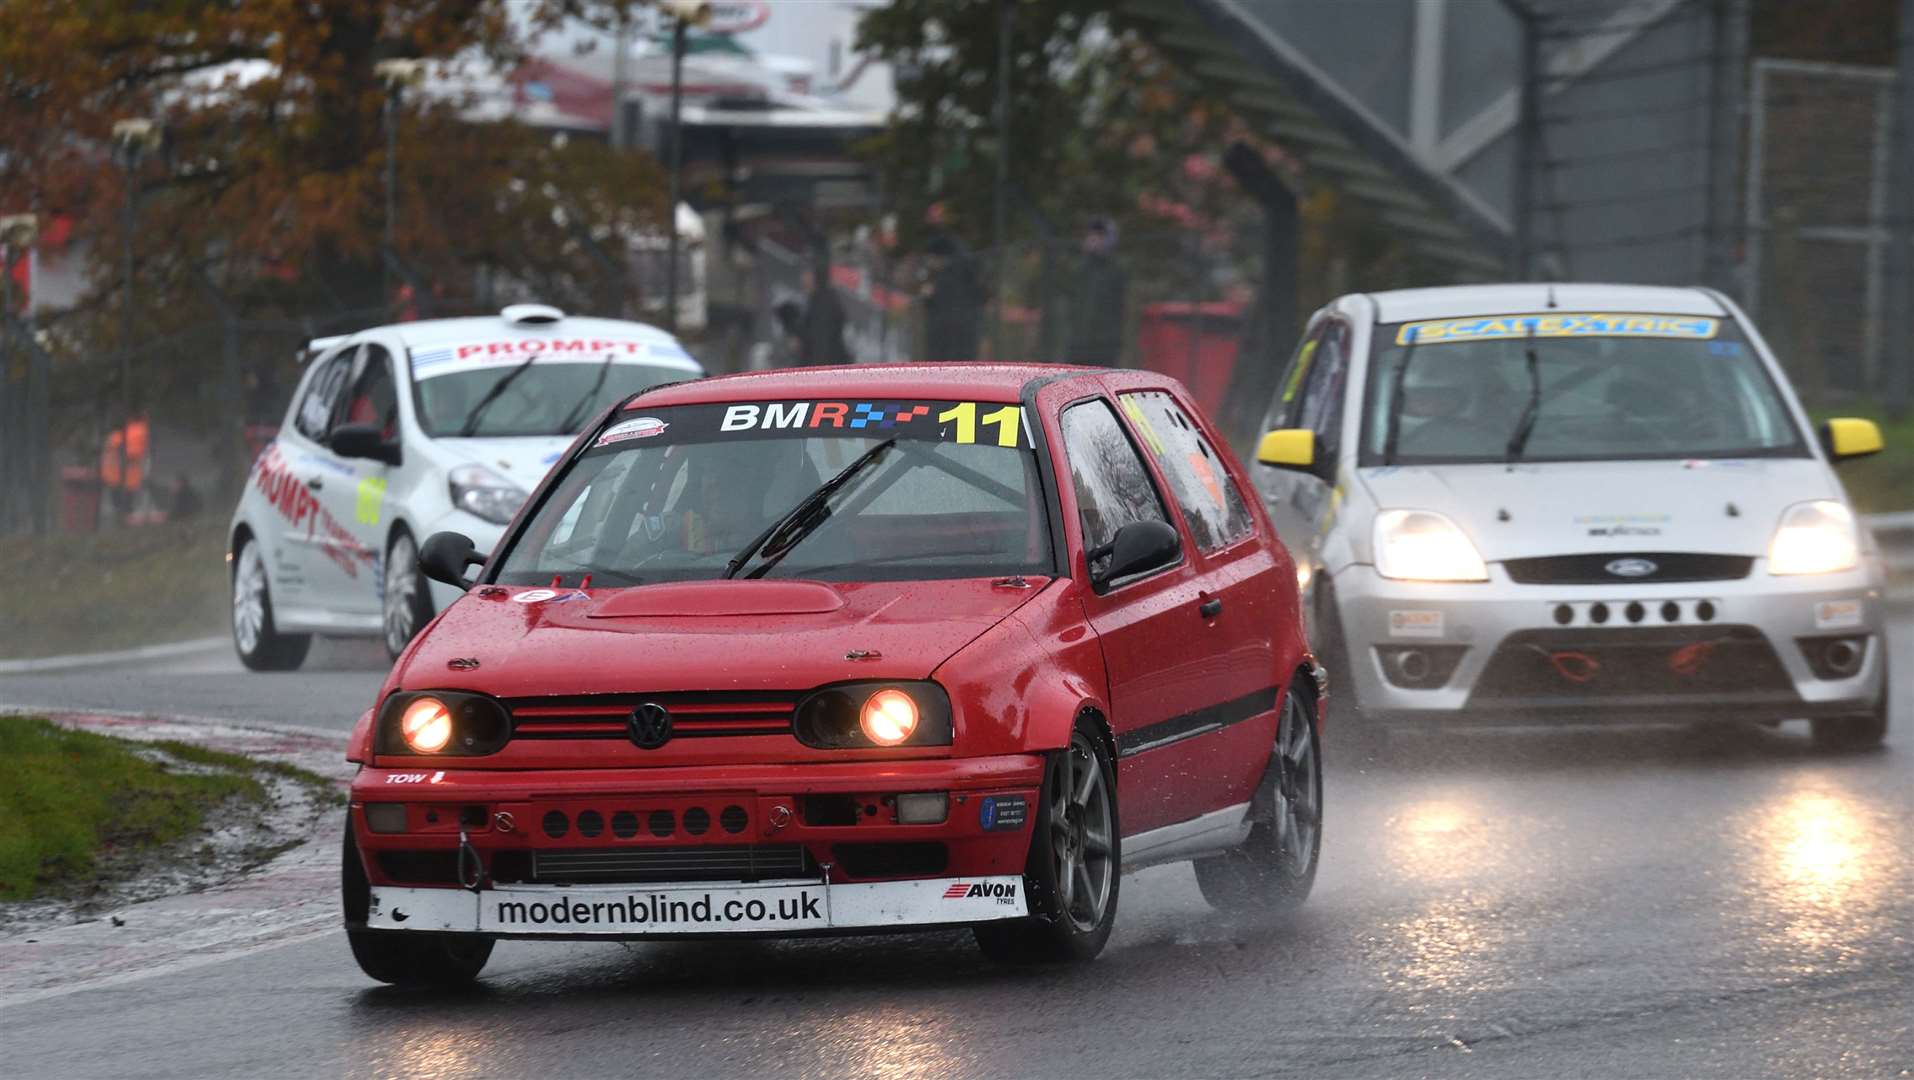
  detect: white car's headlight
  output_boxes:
[1374,509,1489,582]
[448,464,527,525]
[1767,500,1858,575]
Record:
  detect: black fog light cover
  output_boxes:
[794,681,954,749]
[376,690,513,756]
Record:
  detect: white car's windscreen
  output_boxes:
[1359,316,1808,465]
[412,354,692,438]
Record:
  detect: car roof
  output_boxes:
[1365,283,1728,323]
[632,362,1103,408]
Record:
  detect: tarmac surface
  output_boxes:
[2,629,1910,1078]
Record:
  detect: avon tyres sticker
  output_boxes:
[1396,313,1719,346]
[595,401,1032,449]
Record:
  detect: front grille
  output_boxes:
[832,842,949,880]
[1502,552,1754,585]
[377,851,459,885]
[1471,625,1791,700]
[505,691,799,740]
[528,844,813,884]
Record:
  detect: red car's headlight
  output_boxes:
[795,682,953,749]
[377,691,512,756]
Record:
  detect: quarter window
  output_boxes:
[1059,399,1173,561]
[295,347,354,442]
[1119,391,1255,552]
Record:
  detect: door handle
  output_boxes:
[1198,597,1223,619]
[306,476,324,491]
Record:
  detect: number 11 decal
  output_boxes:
[937,403,1023,447]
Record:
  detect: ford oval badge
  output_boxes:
[1605,557,1658,578]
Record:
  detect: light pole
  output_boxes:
[375,59,428,311]
[658,2,710,334]
[991,0,1011,358]
[111,119,161,424]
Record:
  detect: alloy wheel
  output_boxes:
[1050,732,1115,932]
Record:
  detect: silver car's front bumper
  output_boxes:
[1328,563,1886,724]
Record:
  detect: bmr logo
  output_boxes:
[720,401,932,432]
[943,881,1019,903]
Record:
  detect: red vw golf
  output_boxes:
[343,363,1323,984]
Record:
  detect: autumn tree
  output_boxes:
[0,0,666,456]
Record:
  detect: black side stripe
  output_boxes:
[1114,686,1279,758]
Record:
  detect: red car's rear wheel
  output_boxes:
[1194,680,1322,913]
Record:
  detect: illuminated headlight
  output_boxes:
[793,682,954,749]
[1373,510,1488,582]
[1768,500,1859,575]
[448,463,527,525]
[377,691,512,756]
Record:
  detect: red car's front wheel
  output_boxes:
[975,715,1120,963]
[341,822,494,986]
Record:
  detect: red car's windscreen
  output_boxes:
[495,399,1055,586]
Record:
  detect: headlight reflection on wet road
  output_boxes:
[1741,782,1892,966]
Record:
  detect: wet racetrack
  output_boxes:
[3,629,1910,1078]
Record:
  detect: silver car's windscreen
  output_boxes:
[1359,314,1810,466]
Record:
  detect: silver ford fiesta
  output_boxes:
[1252,283,1889,750]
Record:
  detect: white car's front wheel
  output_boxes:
[382,530,435,659]
[231,537,311,672]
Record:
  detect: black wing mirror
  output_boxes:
[419,531,484,591]
[329,423,400,466]
[1089,519,1181,590]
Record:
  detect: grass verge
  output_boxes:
[0,716,276,902]
[0,517,229,660]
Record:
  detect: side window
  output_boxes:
[1060,399,1173,561]
[335,344,400,440]
[1119,390,1255,552]
[1295,321,1350,449]
[295,347,354,442]
[1266,324,1325,432]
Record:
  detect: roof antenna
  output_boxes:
[1545,283,1559,309]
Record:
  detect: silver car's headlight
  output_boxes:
[1373,509,1489,582]
[1767,500,1858,575]
[448,464,527,525]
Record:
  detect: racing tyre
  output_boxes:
[1317,583,1384,758]
[1194,680,1322,913]
[231,537,310,672]
[382,529,435,660]
[1810,674,1889,751]
[342,822,493,986]
[974,716,1119,964]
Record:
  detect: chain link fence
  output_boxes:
[1745,57,1893,402]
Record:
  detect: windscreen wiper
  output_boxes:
[459,354,540,437]
[553,353,617,433]
[1505,329,1543,462]
[722,437,897,579]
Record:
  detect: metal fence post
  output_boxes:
[1887,0,1914,415]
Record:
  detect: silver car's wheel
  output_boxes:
[1195,682,1322,912]
[382,531,432,659]
[230,537,310,672]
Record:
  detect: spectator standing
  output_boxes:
[1066,217,1128,365]
[797,263,852,366]
[920,203,983,361]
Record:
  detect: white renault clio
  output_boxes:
[1253,284,1890,750]
[228,305,702,669]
